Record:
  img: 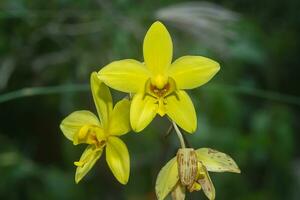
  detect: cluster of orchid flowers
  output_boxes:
[60,21,240,200]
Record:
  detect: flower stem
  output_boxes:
[172,121,186,148]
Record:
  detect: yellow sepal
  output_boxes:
[143,21,173,86]
[195,148,241,173]
[109,98,131,136]
[74,145,103,183]
[98,59,150,93]
[106,137,130,185]
[155,157,179,200]
[60,110,100,142]
[90,72,113,128]
[197,162,215,200]
[168,56,220,89]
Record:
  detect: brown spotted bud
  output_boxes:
[177,148,198,187]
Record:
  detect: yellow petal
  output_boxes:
[109,98,131,136]
[98,59,150,93]
[197,162,215,200]
[130,93,158,132]
[155,157,179,200]
[60,110,101,141]
[90,72,113,128]
[143,21,173,87]
[106,137,130,185]
[168,56,220,89]
[75,145,103,183]
[166,90,197,133]
[195,148,241,173]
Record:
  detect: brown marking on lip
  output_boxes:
[150,82,170,97]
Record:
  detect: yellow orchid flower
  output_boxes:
[60,72,131,184]
[155,148,240,200]
[98,21,220,133]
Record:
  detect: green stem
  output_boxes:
[172,121,186,148]
[0,84,89,103]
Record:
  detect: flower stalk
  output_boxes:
[172,121,186,148]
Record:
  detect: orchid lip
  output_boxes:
[145,77,177,99]
[150,82,170,97]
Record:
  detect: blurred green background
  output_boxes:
[0,0,299,199]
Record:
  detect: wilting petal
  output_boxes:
[60,110,100,141]
[98,59,150,93]
[143,21,173,81]
[91,72,113,128]
[155,157,179,200]
[168,56,220,89]
[106,137,130,185]
[74,145,103,183]
[171,183,186,200]
[195,148,241,173]
[109,98,131,136]
[166,90,197,133]
[177,148,198,186]
[197,162,215,200]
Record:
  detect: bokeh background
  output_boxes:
[0,0,299,199]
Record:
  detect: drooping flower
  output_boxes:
[60,72,131,184]
[155,148,240,200]
[98,21,220,133]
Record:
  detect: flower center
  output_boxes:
[74,125,106,148]
[145,78,176,116]
[147,77,176,99]
[150,83,170,97]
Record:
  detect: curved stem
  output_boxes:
[172,121,186,148]
[0,84,89,104]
